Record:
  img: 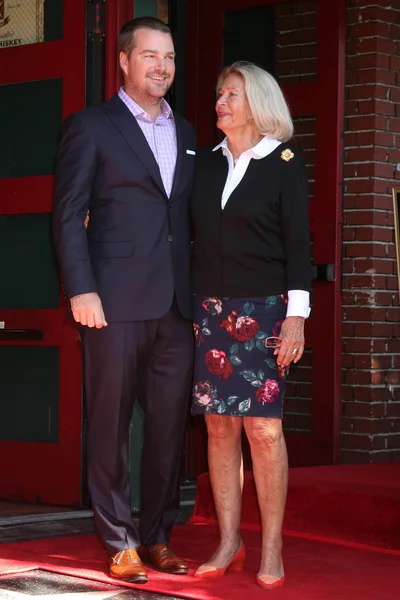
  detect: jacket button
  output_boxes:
[169,202,172,208]
[168,234,173,242]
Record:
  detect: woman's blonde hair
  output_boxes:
[217,61,293,142]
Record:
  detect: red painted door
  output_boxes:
[185,0,345,469]
[0,1,86,505]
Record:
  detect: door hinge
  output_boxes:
[87,0,106,36]
[86,1,107,107]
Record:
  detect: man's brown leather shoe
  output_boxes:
[108,549,148,583]
[138,544,189,574]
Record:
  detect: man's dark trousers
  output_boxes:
[83,299,193,555]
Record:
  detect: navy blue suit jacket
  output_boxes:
[53,94,196,321]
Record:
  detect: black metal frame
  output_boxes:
[86,0,106,107]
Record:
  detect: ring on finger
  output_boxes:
[293,348,298,355]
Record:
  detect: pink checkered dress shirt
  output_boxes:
[118,87,177,197]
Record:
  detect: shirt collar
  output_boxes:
[213,136,281,159]
[118,86,174,122]
[213,137,229,152]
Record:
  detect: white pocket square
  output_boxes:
[186,149,196,155]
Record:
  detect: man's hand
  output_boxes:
[274,316,305,368]
[70,293,108,328]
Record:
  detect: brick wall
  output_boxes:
[273,0,400,461]
[283,116,316,433]
[274,0,318,84]
[342,0,400,462]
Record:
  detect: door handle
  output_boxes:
[312,264,335,282]
[0,329,43,341]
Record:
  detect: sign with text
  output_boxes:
[0,0,44,49]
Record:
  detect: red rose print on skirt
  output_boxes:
[193,381,217,406]
[256,379,280,405]
[205,349,233,379]
[234,315,260,341]
[220,310,238,337]
[220,312,259,342]
[272,319,284,339]
[202,297,223,315]
[193,323,202,343]
[276,363,289,380]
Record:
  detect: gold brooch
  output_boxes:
[281,149,294,162]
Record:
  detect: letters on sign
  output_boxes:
[0,1,44,49]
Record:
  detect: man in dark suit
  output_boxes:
[53,17,195,584]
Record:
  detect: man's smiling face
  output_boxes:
[119,27,175,101]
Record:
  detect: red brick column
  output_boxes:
[342,0,400,462]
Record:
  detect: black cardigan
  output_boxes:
[191,143,312,298]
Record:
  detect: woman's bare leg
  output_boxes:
[196,414,244,572]
[244,417,287,580]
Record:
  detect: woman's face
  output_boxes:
[215,73,252,133]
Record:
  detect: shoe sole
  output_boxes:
[109,573,149,584]
[256,575,285,590]
[141,562,189,575]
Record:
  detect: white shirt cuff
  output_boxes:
[286,290,311,318]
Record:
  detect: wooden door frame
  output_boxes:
[185,0,345,468]
[106,0,134,99]
[0,1,87,505]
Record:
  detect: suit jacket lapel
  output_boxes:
[170,113,184,199]
[104,95,167,197]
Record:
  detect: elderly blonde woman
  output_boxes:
[190,61,311,590]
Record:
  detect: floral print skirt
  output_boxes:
[192,295,288,418]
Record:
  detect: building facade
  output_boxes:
[0,0,399,508]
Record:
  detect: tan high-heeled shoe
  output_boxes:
[194,543,246,579]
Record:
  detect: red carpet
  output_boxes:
[1,525,400,600]
[1,464,400,599]
[191,463,400,550]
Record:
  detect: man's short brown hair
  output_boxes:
[118,17,171,58]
